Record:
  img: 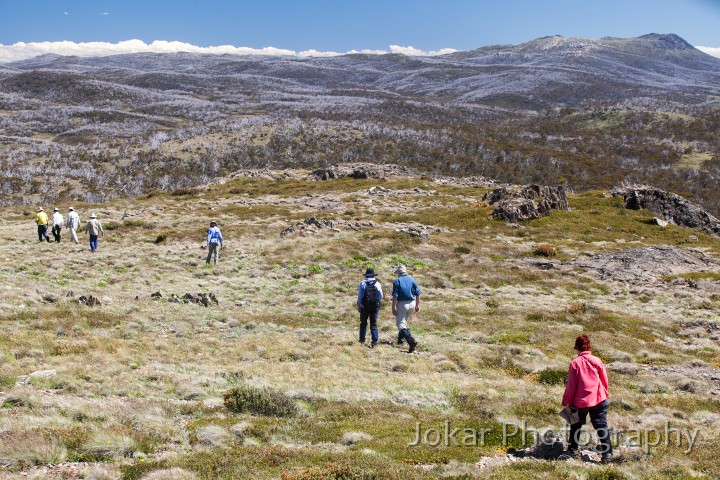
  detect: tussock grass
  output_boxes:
[224,385,299,417]
[0,179,719,479]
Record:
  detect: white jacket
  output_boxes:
[52,212,64,227]
[66,211,80,229]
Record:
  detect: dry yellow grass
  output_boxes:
[0,176,719,479]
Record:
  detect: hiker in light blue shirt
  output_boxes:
[206,221,223,265]
[392,264,420,353]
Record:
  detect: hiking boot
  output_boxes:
[370,342,377,348]
[601,453,613,464]
[559,448,579,460]
[408,340,417,353]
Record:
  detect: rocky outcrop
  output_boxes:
[78,295,102,307]
[223,169,304,182]
[393,223,443,241]
[281,217,374,237]
[281,217,341,237]
[567,246,720,285]
[182,292,218,307]
[309,163,421,181]
[612,185,720,236]
[483,185,569,222]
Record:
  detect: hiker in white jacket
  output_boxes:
[66,207,80,244]
[51,208,64,242]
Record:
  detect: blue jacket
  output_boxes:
[392,274,420,301]
[357,279,383,309]
[207,226,223,244]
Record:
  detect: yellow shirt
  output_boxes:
[36,212,49,226]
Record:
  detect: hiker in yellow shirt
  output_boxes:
[35,208,50,242]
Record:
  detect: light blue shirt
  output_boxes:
[207,226,223,244]
[357,278,383,308]
[392,274,420,301]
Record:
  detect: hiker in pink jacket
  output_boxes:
[562,335,613,462]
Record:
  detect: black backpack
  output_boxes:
[361,280,380,310]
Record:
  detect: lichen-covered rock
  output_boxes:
[612,185,720,236]
[309,163,421,181]
[567,246,720,284]
[78,295,102,307]
[483,185,569,222]
[280,217,374,237]
[394,223,443,240]
[281,217,340,237]
[182,292,219,307]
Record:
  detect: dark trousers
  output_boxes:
[359,307,379,345]
[568,399,612,455]
[206,242,219,264]
[38,225,49,242]
[89,234,99,252]
[52,225,62,242]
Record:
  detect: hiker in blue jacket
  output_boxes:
[392,264,420,353]
[357,268,383,347]
[206,221,223,265]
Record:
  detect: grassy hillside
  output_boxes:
[1,174,719,479]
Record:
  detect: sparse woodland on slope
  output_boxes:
[0,34,719,212]
[1,33,720,480]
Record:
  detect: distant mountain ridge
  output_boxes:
[1,33,719,214]
[4,33,720,109]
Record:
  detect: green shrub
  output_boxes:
[281,463,375,480]
[586,468,627,480]
[487,332,531,345]
[0,374,15,387]
[566,303,591,315]
[308,265,323,274]
[662,271,720,282]
[538,368,567,385]
[171,187,199,196]
[533,243,557,257]
[486,299,500,309]
[385,255,427,268]
[224,385,298,417]
[104,219,155,231]
[155,231,170,243]
[454,246,471,254]
[125,219,155,229]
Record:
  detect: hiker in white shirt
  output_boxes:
[66,207,80,243]
[51,208,64,243]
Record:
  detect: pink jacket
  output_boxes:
[561,351,609,408]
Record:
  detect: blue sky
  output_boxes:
[1,0,719,59]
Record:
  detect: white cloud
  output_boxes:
[696,46,720,58]
[346,49,390,55]
[101,12,110,16]
[389,45,458,56]
[63,11,69,16]
[0,39,457,63]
